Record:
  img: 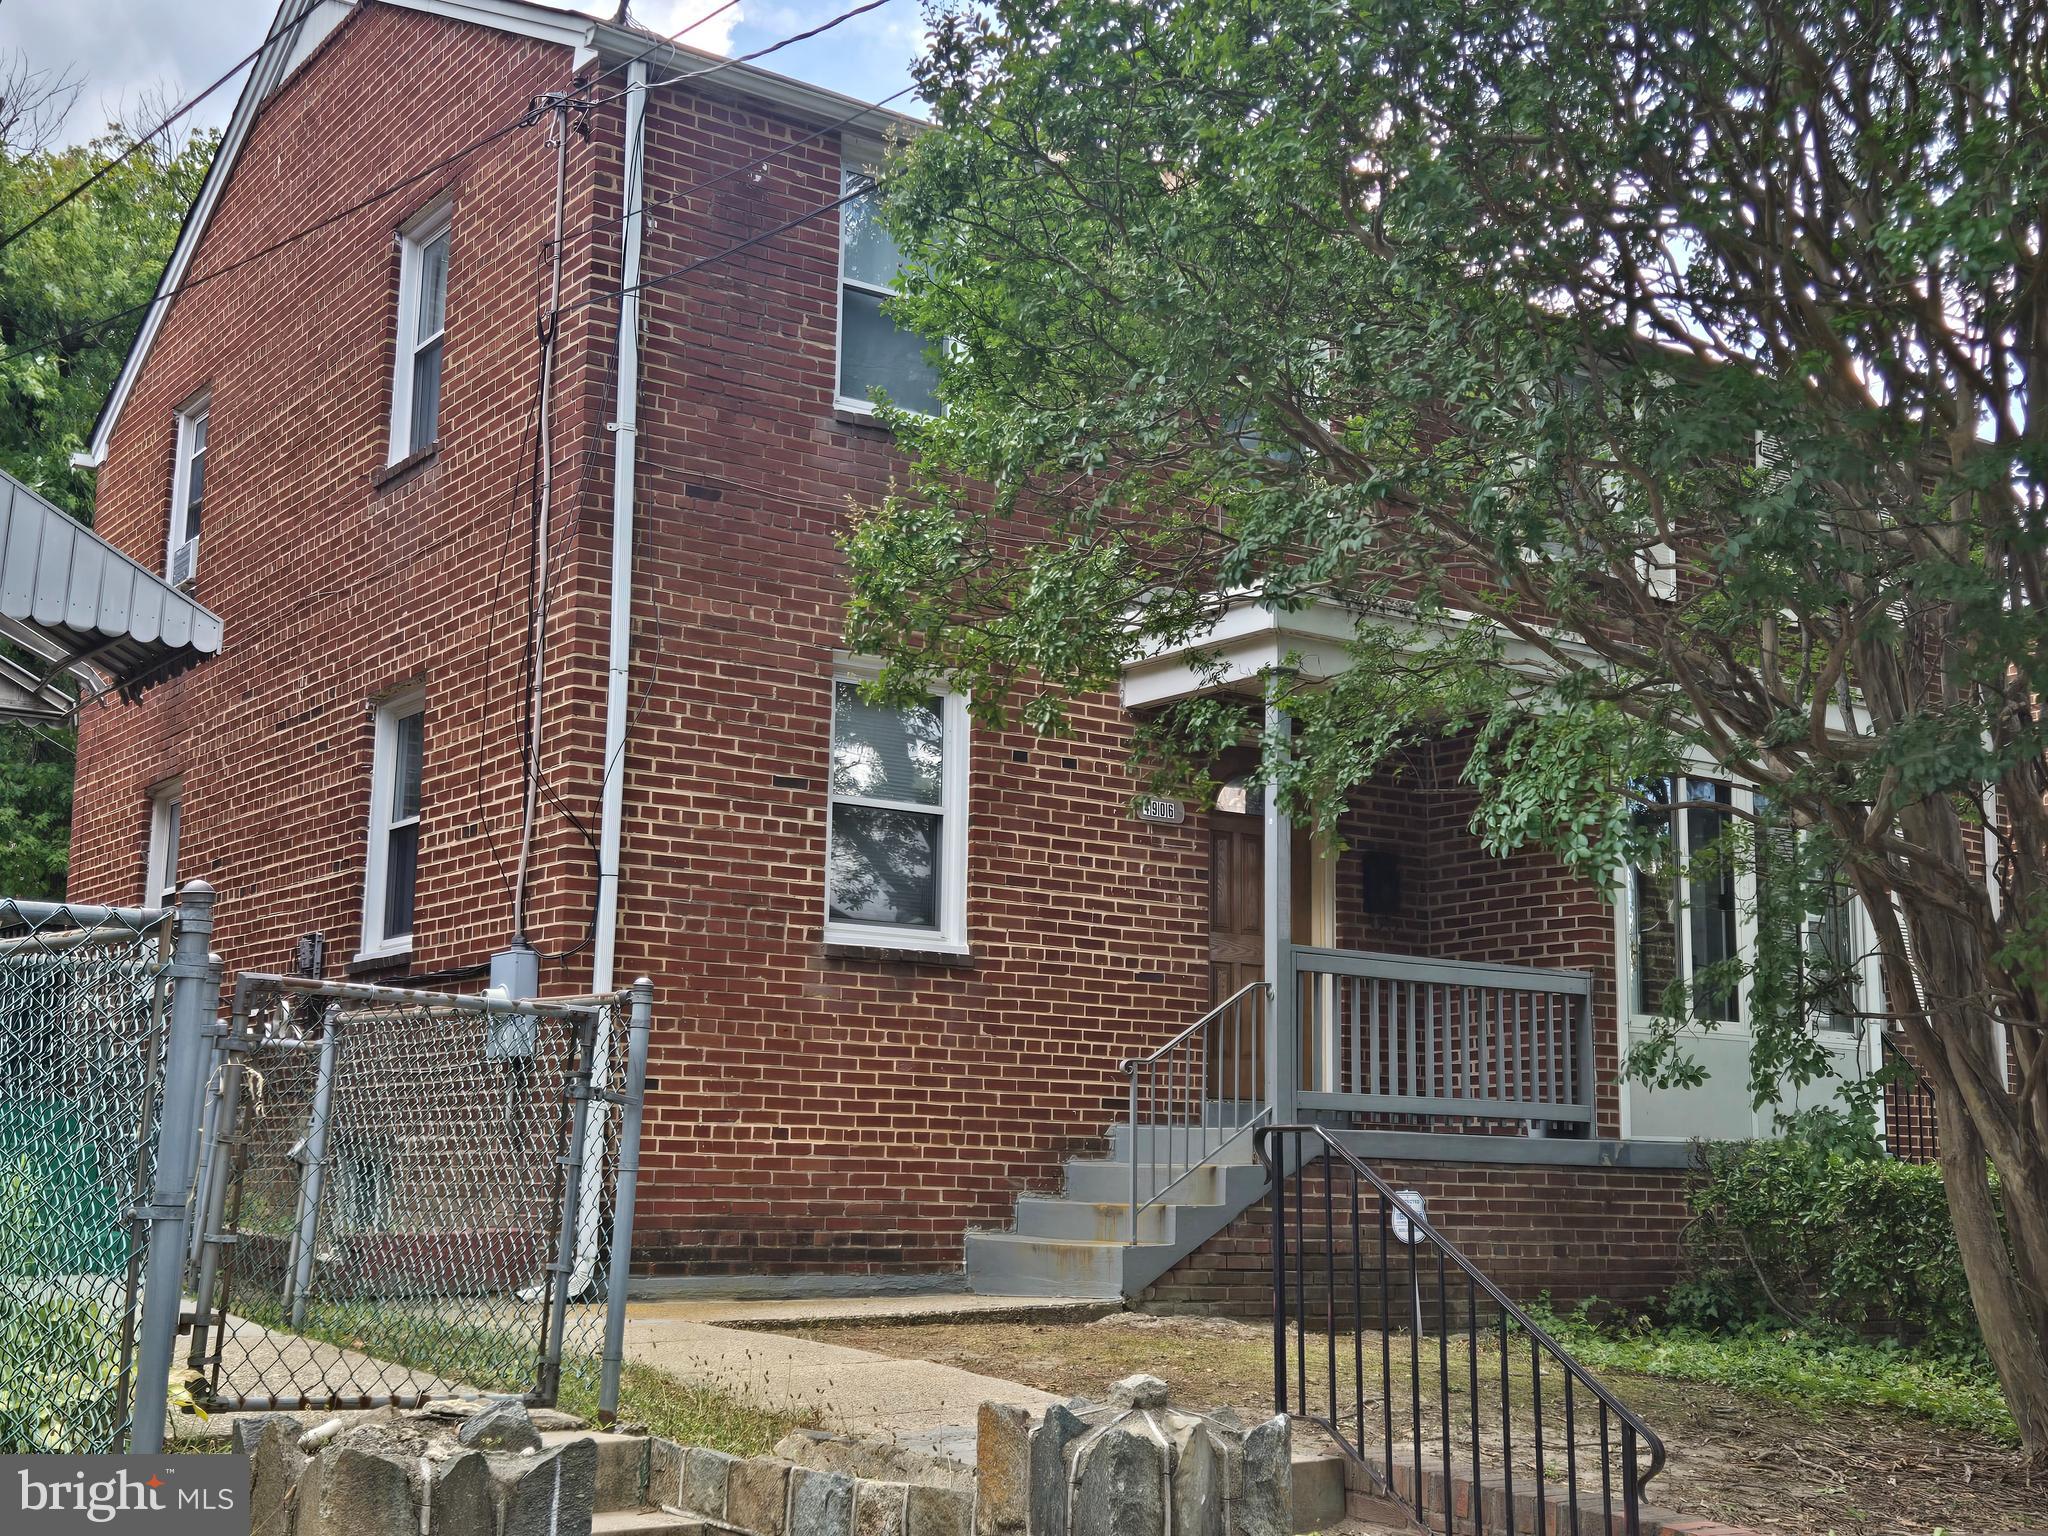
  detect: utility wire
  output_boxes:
[622,84,915,229]
[0,0,328,252]
[586,0,903,111]
[0,111,539,368]
[0,0,911,371]
[56,165,901,727]
[590,176,878,312]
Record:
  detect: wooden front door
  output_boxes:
[1208,812,1266,1005]
[1208,813,1314,1103]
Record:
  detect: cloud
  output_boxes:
[572,1,742,55]
[0,0,276,148]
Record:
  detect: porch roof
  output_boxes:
[1119,598,1359,711]
[1118,596,1581,711]
[0,470,224,721]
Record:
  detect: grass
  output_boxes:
[1530,1303,2016,1443]
[562,1360,804,1456]
[213,1297,805,1459]
[791,1311,2048,1536]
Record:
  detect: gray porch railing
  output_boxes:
[1291,947,1595,1126]
[1120,980,1270,1243]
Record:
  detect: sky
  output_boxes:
[0,0,928,150]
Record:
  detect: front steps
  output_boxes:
[965,1123,1269,1300]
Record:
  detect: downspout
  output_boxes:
[593,58,647,996]
[567,56,647,1301]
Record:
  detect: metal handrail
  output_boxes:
[1118,980,1269,1245]
[1119,979,1266,1074]
[1255,1123,1667,1536]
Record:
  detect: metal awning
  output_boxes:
[0,469,223,721]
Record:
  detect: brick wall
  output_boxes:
[1141,1156,1693,1316]
[1328,739,1625,1139]
[69,4,1652,1281]
[592,79,1213,1274]
[71,4,621,987]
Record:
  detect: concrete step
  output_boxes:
[1011,1195,1177,1243]
[591,1511,712,1536]
[1293,1448,1351,1533]
[962,1231,1138,1300]
[1105,1120,1266,1167]
[1061,1155,1268,1209]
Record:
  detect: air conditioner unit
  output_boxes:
[168,537,198,588]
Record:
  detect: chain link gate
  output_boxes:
[0,890,220,1454]
[187,973,650,1420]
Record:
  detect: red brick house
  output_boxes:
[65,0,1889,1303]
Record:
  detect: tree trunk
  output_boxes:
[1930,1079,2048,1461]
[1891,871,2048,1462]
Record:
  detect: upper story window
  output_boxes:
[361,690,424,958]
[837,152,942,417]
[388,205,451,464]
[145,779,183,907]
[825,663,968,952]
[166,399,207,587]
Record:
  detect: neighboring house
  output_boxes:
[65,0,1899,1303]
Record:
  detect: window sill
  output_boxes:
[832,403,893,433]
[822,941,975,969]
[348,945,412,976]
[372,443,438,491]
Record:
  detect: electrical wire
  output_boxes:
[0,111,542,369]
[0,0,330,252]
[54,160,899,723]
[0,0,868,370]
[585,0,904,112]
[620,84,915,230]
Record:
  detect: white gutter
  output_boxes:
[592,57,647,996]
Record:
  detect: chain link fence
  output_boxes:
[189,974,650,1420]
[0,893,218,1454]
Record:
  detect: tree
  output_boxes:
[845,0,2048,1455]
[0,71,217,899]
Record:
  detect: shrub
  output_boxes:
[1675,1109,1979,1350]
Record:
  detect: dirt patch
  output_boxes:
[785,1312,2048,1536]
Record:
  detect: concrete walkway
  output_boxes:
[624,1291,1111,1331]
[619,1295,1095,1462]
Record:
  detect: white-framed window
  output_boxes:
[1629,775,1742,1023]
[836,150,942,417]
[360,690,425,958]
[1628,775,1869,1034]
[166,398,208,587]
[824,661,969,952]
[144,779,183,908]
[387,205,451,464]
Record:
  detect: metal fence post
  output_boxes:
[186,1053,244,1376]
[1263,688,1298,1125]
[130,881,219,1454]
[540,1006,597,1407]
[597,981,653,1425]
[287,1005,340,1330]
